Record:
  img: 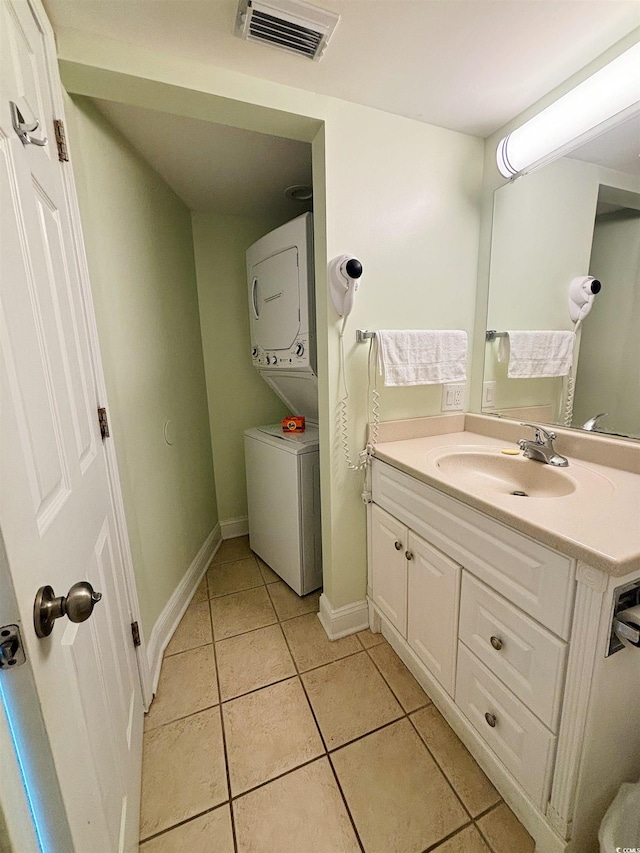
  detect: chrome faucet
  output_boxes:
[582,412,608,431]
[518,423,569,467]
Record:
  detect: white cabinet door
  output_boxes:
[407,531,461,696]
[371,504,407,635]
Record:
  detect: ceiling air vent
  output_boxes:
[236,0,339,61]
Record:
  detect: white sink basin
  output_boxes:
[430,447,578,498]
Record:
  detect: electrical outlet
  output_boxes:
[441,383,465,412]
[482,380,496,409]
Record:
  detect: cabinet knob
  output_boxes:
[490,636,503,651]
[405,551,413,561]
[394,541,402,551]
[484,712,497,728]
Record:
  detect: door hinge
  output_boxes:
[53,119,69,162]
[0,624,26,669]
[131,621,141,647]
[98,407,110,440]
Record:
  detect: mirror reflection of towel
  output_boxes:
[499,331,575,378]
[377,330,467,386]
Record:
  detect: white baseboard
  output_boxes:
[220,517,249,539]
[317,593,369,640]
[145,524,221,695]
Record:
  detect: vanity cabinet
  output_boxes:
[368,455,640,852]
[370,503,460,695]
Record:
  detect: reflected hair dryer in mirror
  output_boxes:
[568,275,601,324]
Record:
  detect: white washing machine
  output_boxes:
[244,426,322,596]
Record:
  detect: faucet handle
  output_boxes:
[520,423,556,442]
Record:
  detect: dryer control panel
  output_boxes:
[251,335,313,372]
[247,213,316,378]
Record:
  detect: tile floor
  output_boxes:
[139,537,535,853]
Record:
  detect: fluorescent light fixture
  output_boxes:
[497,42,640,178]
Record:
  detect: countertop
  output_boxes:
[373,426,640,577]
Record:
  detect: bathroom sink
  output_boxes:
[431,448,576,498]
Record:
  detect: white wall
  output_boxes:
[56,31,484,613]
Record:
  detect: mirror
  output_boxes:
[482,112,640,439]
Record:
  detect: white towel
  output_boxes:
[499,331,575,378]
[377,330,467,386]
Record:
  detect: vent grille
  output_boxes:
[237,0,339,61]
[249,9,322,58]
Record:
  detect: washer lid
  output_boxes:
[246,424,319,453]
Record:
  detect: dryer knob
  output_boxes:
[266,355,271,365]
[272,356,277,365]
[295,343,305,357]
[251,347,258,358]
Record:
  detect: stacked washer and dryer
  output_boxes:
[243,213,322,596]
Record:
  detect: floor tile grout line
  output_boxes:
[207,588,239,853]
[228,752,328,803]
[144,698,220,733]
[293,653,367,853]
[280,634,367,676]
[472,800,512,853]
[139,803,228,846]
[207,580,267,601]
[474,812,503,853]
[419,817,475,853]
[363,643,431,715]
[471,800,504,822]
[406,711,478,824]
[326,752,367,853]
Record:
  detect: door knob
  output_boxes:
[34,581,102,638]
[394,541,403,551]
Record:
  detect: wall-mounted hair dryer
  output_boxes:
[568,275,602,323]
[329,255,364,317]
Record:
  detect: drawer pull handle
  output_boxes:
[490,636,503,651]
[405,551,413,561]
[394,541,402,551]
[484,712,497,728]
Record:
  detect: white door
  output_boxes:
[0,1,143,850]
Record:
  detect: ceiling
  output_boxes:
[53,2,639,218]
[44,0,640,138]
[88,98,312,218]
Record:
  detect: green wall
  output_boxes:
[66,96,218,636]
[192,212,289,524]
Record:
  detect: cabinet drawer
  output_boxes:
[372,460,575,638]
[456,643,556,808]
[460,574,567,730]
[370,504,407,636]
[407,532,460,697]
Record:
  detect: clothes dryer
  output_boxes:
[246,212,317,422]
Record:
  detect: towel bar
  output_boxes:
[356,330,376,343]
